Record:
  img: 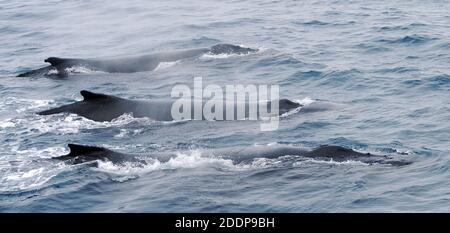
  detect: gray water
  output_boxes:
[1,0,450,212]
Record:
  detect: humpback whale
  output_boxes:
[55,144,412,166]
[38,90,304,122]
[17,44,257,77]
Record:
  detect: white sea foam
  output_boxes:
[0,145,372,192]
[64,66,106,74]
[11,146,69,159]
[154,61,179,71]
[0,113,155,135]
[0,165,68,192]
[297,97,315,106]
[5,168,45,181]
[0,119,16,128]
[94,150,235,176]
[0,147,291,190]
[44,66,101,75]
[93,149,299,178]
[2,97,54,113]
[114,128,144,138]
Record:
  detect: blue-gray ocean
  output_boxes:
[1,0,449,212]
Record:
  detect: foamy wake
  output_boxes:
[0,145,374,191]
[95,150,234,175]
[0,146,70,192]
[92,149,295,182]
[0,113,155,135]
[2,97,54,114]
[93,150,372,183]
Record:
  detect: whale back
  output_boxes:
[305,145,372,160]
[79,90,120,102]
[45,57,70,67]
[38,90,135,121]
[53,144,143,164]
[53,144,411,167]
[210,44,257,55]
[275,99,302,115]
[66,144,109,157]
[16,44,259,77]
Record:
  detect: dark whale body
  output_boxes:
[38,90,303,122]
[17,44,257,77]
[55,144,147,165]
[55,144,411,166]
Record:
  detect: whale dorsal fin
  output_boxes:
[67,143,107,157]
[45,57,66,67]
[59,144,146,165]
[80,90,116,102]
[279,99,301,108]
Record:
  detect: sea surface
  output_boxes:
[1,0,449,212]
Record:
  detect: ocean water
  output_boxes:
[1,0,450,212]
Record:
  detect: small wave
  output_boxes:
[295,20,355,27]
[320,69,363,85]
[294,70,323,78]
[375,66,419,74]
[403,74,450,90]
[402,79,422,87]
[426,74,450,90]
[299,20,329,26]
[355,43,391,53]
[377,35,436,45]
[378,25,410,31]
[428,74,450,84]
[254,54,305,68]
[437,42,450,49]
